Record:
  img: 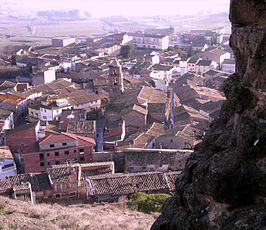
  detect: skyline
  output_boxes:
[0,0,230,17]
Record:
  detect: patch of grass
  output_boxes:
[0,204,14,215]
[28,212,41,219]
[127,192,171,214]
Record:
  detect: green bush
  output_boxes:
[127,192,171,213]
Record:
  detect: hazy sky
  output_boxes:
[1,0,230,17]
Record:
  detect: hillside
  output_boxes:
[0,196,157,230]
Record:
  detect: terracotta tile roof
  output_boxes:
[209,48,228,56]
[48,166,79,183]
[5,173,52,192]
[0,179,12,194]
[0,81,17,91]
[64,133,96,145]
[121,104,148,116]
[164,172,181,191]
[104,127,123,140]
[138,86,167,104]
[67,120,95,134]
[134,133,154,146]
[39,132,76,145]
[196,60,213,66]
[187,57,200,64]
[87,172,180,196]
[146,122,165,137]
[58,109,86,131]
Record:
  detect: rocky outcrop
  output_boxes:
[152,1,266,229]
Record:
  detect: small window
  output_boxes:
[79,156,85,162]
[47,162,50,165]
[55,161,60,165]
[47,153,50,157]
[65,151,69,155]
[74,150,77,153]
[40,162,45,167]
[55,152,59,156]
[50,144,55,148]
[55,194,60,198]
[39,153,44,161]
[79,148,84,154]
[62,143,67,146]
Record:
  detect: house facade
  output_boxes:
[132,33,170,50]
[0,147,17,179]
[20,132,95,173]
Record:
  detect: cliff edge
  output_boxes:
[152,0,266,229]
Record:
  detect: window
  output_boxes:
[55,194,60,198]
[39,153,44,161]
[74,150,77,153]
[47,153,50,157]
[43,116,47,120]
[55,152,59,157]
[47,162,50,165]
[79,156,85,162]
[55,161,60,165]
[65,151,69,155]
[40,162,45,167]
[79,148,84,154]
[62,143,67,146]
[50,144,55,148]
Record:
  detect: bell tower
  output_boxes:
[109,59,124,94]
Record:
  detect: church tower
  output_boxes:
[109,59,124,95]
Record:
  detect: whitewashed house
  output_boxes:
[0,147,17,179]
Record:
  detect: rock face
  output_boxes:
[152,1,266,229]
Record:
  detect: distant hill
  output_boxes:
[0,196,156,230]
[36,10,91,20]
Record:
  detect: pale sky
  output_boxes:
[0,0,230,17]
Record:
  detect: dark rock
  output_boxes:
[152,1,266,229]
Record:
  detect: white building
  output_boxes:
[221,59,235,73]
[132,33,169,50]
[150,64,175,91]
[196,60,218,75]
[28,97,72,122]
[40,98,72,121]
[0,109,14,131]
[32,69,56,86]
[0,147,17,179]
[179,58,189,76]
[52,37,76,48]
[187,58,200,73]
